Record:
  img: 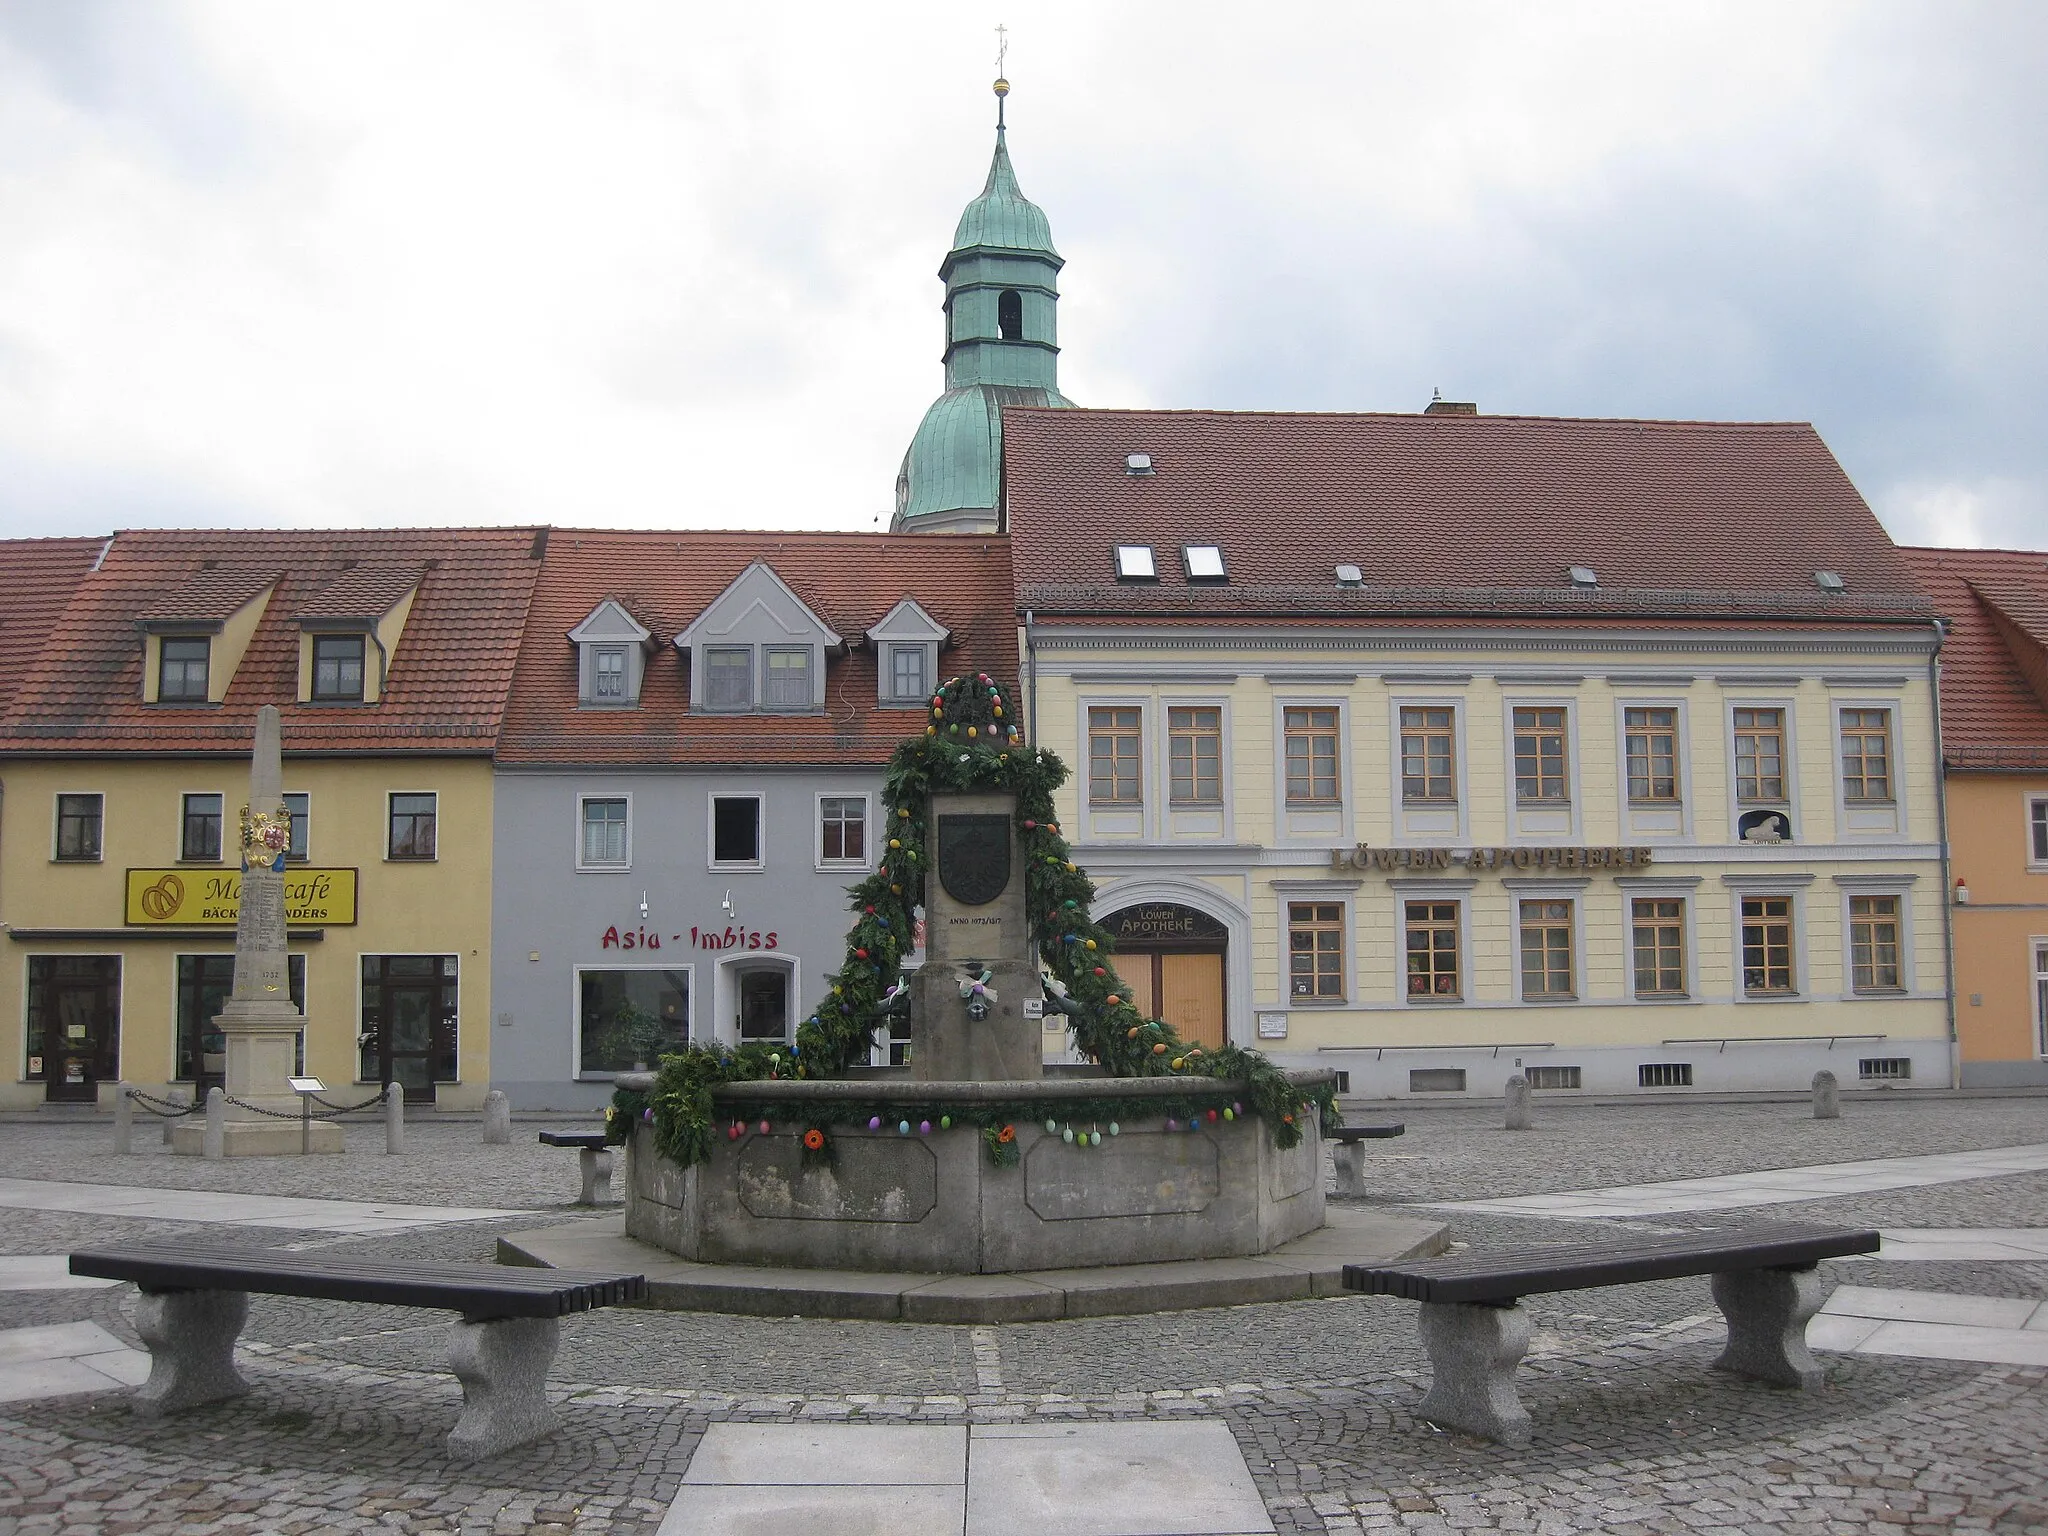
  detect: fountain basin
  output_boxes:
[619,1072,1330,1274]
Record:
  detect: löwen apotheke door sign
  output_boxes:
[125,868,359,926]
[1330,845,1655,873]
[1103,903,1229,945]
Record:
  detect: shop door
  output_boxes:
[736,967,789,1044]
[1158,952,1226,1051]
[27,957,122,1104]
[360,956,458,1103]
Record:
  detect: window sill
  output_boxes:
[1285,800,1343,810]
[709,862,765,873]
[385,856,438,864]
[1514,799,1573,809]
[576,863,632,874]
[1088,800,1144,810]
[305,697,370,707]
[1851,987,1908,998]
[50,858,105,865]
[147,700,221,710]
[1627,798,1683,809]
[818,861,871,873]
[175,858,226,867]
[1519,994,1579,1005]
[1403,995,1466,1005]
[1286,996,1348,1008]
[1634,992,1693,1003]
[578,700,640,711]
[1167,800,1226,810]
[1401,798,1459,808]
[1740,991,1804,1002]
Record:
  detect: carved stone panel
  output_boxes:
[737,1135,938,1224]
[1023,1132,1220,1221]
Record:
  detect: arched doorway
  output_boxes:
[1101,902,1228,1050]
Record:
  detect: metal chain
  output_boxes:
[308,1090,389,1115]
[221,1092,384,1122]
[123,1088,203,1118]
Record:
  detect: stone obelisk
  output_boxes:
[173,705,342,1155]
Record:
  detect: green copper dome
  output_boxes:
[893,110,1072,534]
[951,129,1059,256]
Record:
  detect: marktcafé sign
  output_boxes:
[125,868,359,926]
[1330,845,1654,873]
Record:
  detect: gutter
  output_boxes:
[1928,616,1959,1090]
[1023,608,1038,744]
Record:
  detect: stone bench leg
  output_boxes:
[1332,1141,1369,1198]
[578,1146,614,1205]
[131,1289,251,1416]
[1416,1299,1532,1446]
[446,1314,560,1461]
[1711,1264,1826,1390]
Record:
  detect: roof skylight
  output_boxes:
[1334,563,1363,587]
[1183,545,1226,582]
[1814,570,1847,593]
[1114,545,1157,581]
[1124,453,1155,477]
[1568,566,1599,588]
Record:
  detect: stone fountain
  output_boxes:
[620,786,1330,1274]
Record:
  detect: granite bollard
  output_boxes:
[113,1083,133,1155]
[1812,1070,1840,1120]
[483,1090,511,1145]
[203,1087,225,1160]
[1504,1074,1533,1131]
[162,1088,187,1146]
[385,1081,406,1154]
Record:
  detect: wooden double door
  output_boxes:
[1119,950,1226,1051]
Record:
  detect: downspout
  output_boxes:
[1928,617,1959,1089]
[1023,608,1038,745]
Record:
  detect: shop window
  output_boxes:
[176,954,305,1084]
[577,967,690,1076]
[181,793,224,862]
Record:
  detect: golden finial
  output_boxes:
[994,23,1010,122]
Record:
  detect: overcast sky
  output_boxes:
[0,1,2041,550]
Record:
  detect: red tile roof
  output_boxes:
[0,527,544,755]
[1901,547,2048,770]
[293,564,427,622]
[0,537,106,715]
[497,531,1017,766]
[1002,409,1932,624]
[135,566,281,625]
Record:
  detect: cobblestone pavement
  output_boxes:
[1,1105,2045,1533]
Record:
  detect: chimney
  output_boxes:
[1424,399,1478,416]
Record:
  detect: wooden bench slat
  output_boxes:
[1331,1124,1404,1142]
[69,1244,646,1319]
[1344,1222,1878,1305]
[538,1131,610,1149]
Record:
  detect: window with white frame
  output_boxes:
[1733,708,1788,803]
[1741,894,1797,995]
[55,793,104,862]
[704,647,751,709]
[592,645,629,702]
[888,644,928,703]
[1168,707,1222,804]
[2036,942,2048,1058]
[1625,708,1680,803]
[2029,795,2047,869]
[1283,707,1341,804]
[1848,894,1904,993]
[181,793,224,862]
[388,793,437,861]
[1839,708,1894,803]
[711,794,763,867]
[1400,707,1456,803]
[580,797,629,867]
[1518,899,1576,1000]
[1404,900,1462,1001]
[158,636,210,701]
[763,646,812,708]
[819,795,867,866]
[1631,898,1687,998]
[577,967,690,1075]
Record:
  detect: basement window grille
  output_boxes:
[1409,1068,1466,1093]
[1525,1065,1582,1090]
[1859,1057,1911,1081]
[1639,1061,1693,1088]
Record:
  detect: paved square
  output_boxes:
[966,1421,1273,1536]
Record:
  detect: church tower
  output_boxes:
[892,76,1071,534]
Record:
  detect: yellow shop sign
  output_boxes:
[125,868,359,926]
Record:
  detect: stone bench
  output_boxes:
[539,1129,615,1205]
[1329,1122,1404,1197]
[69,1242,644,1460]
[1343,1221,1880,1445]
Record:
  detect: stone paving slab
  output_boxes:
[1813,1285,2048,1367]
[0,1320,149,1403]
[500,1207,1450,1323]
[0,1175,520,1232]
[1422,1142,2048,1219]
[0,1255,120,1291]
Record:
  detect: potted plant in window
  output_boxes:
[605,1000,670,1073]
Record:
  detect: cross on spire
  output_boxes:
[993,23,1010,128]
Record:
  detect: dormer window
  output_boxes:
[865,597,949,707]
[568,598,654,708]
[889,644,928,702]
[311,634,366,702]
[158,637,210,701]
[764,647,812,708]
[705,647,752,709]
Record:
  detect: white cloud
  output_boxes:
[0,0,2040,550]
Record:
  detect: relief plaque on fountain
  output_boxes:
[907,792,1044,1081]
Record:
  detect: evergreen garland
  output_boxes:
[606,673,1337,1164]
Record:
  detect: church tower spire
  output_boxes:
[893,65,1072,535]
